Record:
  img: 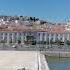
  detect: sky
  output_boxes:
[0,0,70,22]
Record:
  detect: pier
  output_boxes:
[0,51,49,70]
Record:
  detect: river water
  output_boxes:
[46,56,70,70]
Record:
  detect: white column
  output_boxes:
[3,33,5,40]
[12,33,14,43]
[53,34,56,42]
[67,33,69,40]
[49,33,51,40]
[7,33,10,44]
[46,33,48,42]
[62,34,65,42]
[16,32,19,43]
[40,32,42,41]
[0,32,1,42]
[38,33,40,42]
[49,33,51,45]
[69,34,70,40]
[58,34,60,40]
[44,33,47,41]
[21,33,24,43]
[49,33,51,44]
[24,33,27,41]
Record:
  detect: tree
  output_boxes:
[36,18,39,21]
[9,39,12,43]
[0,40,5,43]
[46,39,49,45]
[50,39,54,45]
[55,39,64,49]
[17,40,21,44]
[65,40,70,45]
[30,17,33,21]
[33,17,36,22]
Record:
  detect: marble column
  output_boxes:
[24,33,27,41]
[40,33,42,41]
[58,34,60,40]
[44,33,47,41]
[53,34,56,42]
[21,33,24,44]
[12,33,14,43]
[16,32,19,43]
[62,34,65,42]
[7,33,10,44]
[3,33,5,40]
[67,33,69,40]
[49,33,51,44]
[49,34,51,40]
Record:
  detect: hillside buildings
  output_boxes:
[0,16,69,44]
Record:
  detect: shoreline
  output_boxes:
[42,51,70,57]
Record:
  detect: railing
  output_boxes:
[0,44,70,51]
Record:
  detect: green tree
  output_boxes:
[65,40,70,45]
[0,40,5,43]
[9,39,12,43]
[46,38,49,45]
[50,39,54,45]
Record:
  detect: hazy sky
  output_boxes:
[0,0,70,22]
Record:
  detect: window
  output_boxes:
[10,36,12,39]
[5,33,7,35]
[18,37,21,40]
[15,33,17,35]
[1,36,3,39]
[24,33,25,36]
[29,32,31,35]
[4,36,7,39]
[1,33,3,35]
[38,33,40,36]
[60,34,62,37]
[10,33,12,36]
[55,37,58,41]
[43,33,45,36]
[60,37,62,40]
[19,33,21,35]
[56,34,58,36]
[47,34,49,36]
[51,34,53,36]
[51,38,53,40]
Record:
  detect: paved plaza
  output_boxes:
[0,51,38,70]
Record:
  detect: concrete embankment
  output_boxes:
[0,51,50,70]
[0,51,39,70]
[42,51,70,57]
[38,53,50,70]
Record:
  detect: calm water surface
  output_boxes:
[46,56,70,70]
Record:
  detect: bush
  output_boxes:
[65,40,70,45]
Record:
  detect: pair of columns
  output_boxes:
[38,33,68,42]
[2,33,25,44]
